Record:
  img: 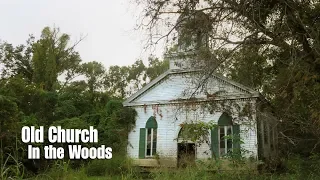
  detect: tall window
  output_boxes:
[211,112,240,158]
[219,125,233,156]
[146,128,157,156]
[139,116,158,158]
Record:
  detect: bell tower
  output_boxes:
[167,11,212,70]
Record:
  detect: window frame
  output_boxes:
[145,128,157,157]
[218,125,233,156]
[143,116,158,158]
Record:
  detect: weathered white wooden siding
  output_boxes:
[126,71,259,166]
[132,73,250,103]
[127,101,258,161]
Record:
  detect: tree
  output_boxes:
[104,58,169,98]
[81,61,106,96]
[127,59,146,94]
[0,36,34,81]
[0,95,19,143]
[0,27,83,91]
[32,27,82,91]
[104,65,130,98]
[0,26,139,177]
[146,56,169,81]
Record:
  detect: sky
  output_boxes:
[0,0,165,68]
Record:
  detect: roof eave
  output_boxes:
[122,69,264,106]
[122,69,202,105]
[123,94,260,107]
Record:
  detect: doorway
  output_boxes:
[177,143,196,168]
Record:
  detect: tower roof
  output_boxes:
[166,11,212,70]
[175,11,212,32]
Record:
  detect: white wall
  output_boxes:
[127,100,258,160]
[133,73,249,103]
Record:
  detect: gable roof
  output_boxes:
[123,69,261,106]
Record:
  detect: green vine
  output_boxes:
[178,120,217,145]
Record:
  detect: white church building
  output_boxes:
[123,12,278,167]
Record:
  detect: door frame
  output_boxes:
[177,142,196,167]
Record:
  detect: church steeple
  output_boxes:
[176,11,211,52]
[167,11,212,70]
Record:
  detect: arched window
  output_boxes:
[218,113,233,156]
[211,113,240,158]
[139,116,158,158]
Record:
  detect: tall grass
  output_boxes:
[2,154,320,179]
[33,156,142,180]
[0,154,24,180]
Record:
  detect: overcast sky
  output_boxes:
[0,0,164,68]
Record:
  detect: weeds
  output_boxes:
[0,154,24,180]
[1,155,320,179]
